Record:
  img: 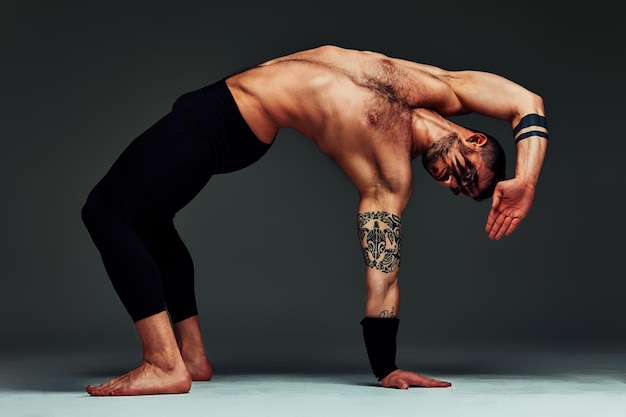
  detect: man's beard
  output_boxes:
[421,133,460,169]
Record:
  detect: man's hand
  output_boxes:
[380,369,451,389]
[485,178,535,240]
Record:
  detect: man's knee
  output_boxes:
[81,190,118,233]
[81,192,100,227]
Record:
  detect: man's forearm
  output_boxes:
[512,112,548,186]
[365,275,400,318]
[515,137,547,186]
[357,210,402,317]
[358,210,403,380]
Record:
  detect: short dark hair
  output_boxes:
[470,130,506,201]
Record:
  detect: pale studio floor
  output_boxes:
[1,346,625,417]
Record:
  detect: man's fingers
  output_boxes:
[419,376,452,388]
[496,212,524,239]
[485,210,498,234]
[487,211,505,240]
[488,208,523,240]
[407,374,451,388]
[495,215,513,240]
[504,217,521,237]
[485,188,502,233]
[382,370,452,389]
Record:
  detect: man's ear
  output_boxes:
[464,133,488,148]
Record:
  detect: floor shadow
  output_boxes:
[0,351,137,393]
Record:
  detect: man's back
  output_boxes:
[226,45,446,201]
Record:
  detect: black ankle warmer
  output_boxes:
[360,317,399,380]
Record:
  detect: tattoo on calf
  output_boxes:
[357,211,401,273]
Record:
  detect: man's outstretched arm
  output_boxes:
[357,205,450,389]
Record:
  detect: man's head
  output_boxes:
[421,131,506,200]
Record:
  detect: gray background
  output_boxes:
[1,0,624,371]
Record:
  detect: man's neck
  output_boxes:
[411,109,470,157]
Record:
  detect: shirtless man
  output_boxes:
[81,45,547,396]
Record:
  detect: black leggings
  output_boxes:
[81,79,271,323]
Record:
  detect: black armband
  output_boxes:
[514,130,549,144]
[513,114,549,145]
[513,113,548,136]
[360,317,399,380]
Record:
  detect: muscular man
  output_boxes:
[81,45,547,396]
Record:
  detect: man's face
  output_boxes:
[421,133,493,199]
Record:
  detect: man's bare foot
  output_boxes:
[86,360,192,396]
[182,352,213,381]
[173,316,213,381]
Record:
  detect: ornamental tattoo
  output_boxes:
[357,211,401,273]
